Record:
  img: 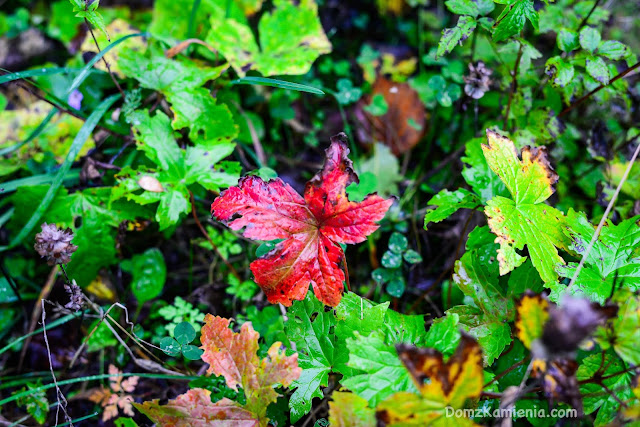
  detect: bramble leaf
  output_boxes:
[437,16,476,58]
[376,335,484,426]
[482,130,569,282]
[211,134,393,306]
[199,315,301,424]
[493,0,538,42]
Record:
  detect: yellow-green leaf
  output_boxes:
[482,130,569,282]
[515,293,549,350]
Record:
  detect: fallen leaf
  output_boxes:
[134,388,258,427]
[137,175,164,193]
[211,134,393,306]
[200,315,301,424]
[359,77,427,156]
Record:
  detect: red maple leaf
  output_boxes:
[211,133,394,306]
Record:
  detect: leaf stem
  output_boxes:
[189,191,242,281]
[503,41,524,131]
[84,18,125,98]
[566,138,640,292]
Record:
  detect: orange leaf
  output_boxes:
[200,315,301,424]
[134,388,258,427]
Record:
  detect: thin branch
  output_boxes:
[189,190,242,281]
[84,18,125,98]
[576,0,602,33]
[503,41,524,131]
[12,80,124,138]
[41,300,73,426]
[567,138,640,292]
[559,61,640,118]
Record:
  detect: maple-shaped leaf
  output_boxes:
[134,388,258,426]
[200,314,301,425]
[482,130,569,283]
[376,334,484,426]
[211,134,394,306]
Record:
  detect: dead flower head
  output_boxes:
[34,223,78,265]
[464,61,493,99]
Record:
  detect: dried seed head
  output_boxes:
[464,61,493,99]
[64,281,83,311]
[34,223,78,265]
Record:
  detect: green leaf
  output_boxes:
[437,15,476,58]
[545,56,575,87]
[129,110,185,179]
[160,336,181,357]
[403,250,423,264]
[15,382,49,425]
[444,0,493,17]
[358,143,403,197]
[334,78,362,105]
[578,352,632,425]
[482,130,569,282]
[557,210,640,303]
[127,248,166,304]
[205,1,331,76]
[597,40,630,60]
[181,344,204,360]
[342,330,418,407]
[386,277,406,297]
[388,232,408,254]
[118,47,227,95]
[579,26,601,52]
[345,171,377,202]
[493,0,538,42]
[424,189,481,229]
[422,312,461,357]
[334,292,389,376]
[69,33,145,95]
[596,292,640,366]
[461,138,507,203]
[363,93,388,116]
[453,243,514,321]
[285,292,338,423]
[381,250,402,269]
[232,76,325,96]
[174,321,196,345]
[447,306,511,364]
[557,28,579,52]
[586,55,610,85]
[167,87,238,146]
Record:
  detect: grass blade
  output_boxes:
[0,67,82,85]
[231,76,325,95]
[5,94,121,249]
[0,169,81,194]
